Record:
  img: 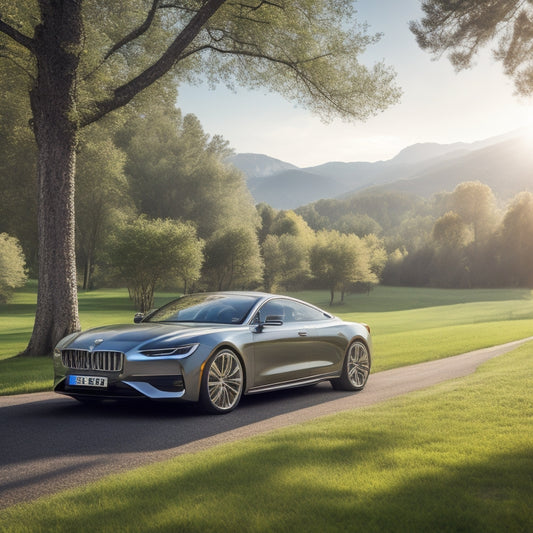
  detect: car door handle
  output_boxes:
[298,331,308,337]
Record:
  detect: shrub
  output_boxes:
[0,233,27,303]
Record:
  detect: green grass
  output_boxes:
[1,343,531,532]
[2,284,533,394]
[0,285,179,395]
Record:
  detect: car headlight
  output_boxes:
[139,343,199,358]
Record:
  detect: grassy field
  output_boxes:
[1,284,531,530]
[2,284,533,394]
[1,341,531,532]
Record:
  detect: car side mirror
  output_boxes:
[254,315,283,333]
[134,313,144,324]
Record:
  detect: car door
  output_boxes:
[250,298,338,388]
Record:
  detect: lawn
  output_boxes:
[2,284,533,394]
[1,341,531,532]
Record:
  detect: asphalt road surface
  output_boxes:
[1,337,532,509]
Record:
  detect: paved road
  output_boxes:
[1,337,531,509]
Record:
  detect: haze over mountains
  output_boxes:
[229,130,533,209]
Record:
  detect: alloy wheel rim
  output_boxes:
[347,342,370,387]
[207,351,243,410]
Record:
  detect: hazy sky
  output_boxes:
[177,0,533,167]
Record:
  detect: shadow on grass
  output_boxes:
[11,436,531,533]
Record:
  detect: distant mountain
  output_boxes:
[228,153,297,178]
[248,169,347,210]
[229,130,533,209]
[370,136,533,199]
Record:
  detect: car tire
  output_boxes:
[331,340,371,391]
[200,348,244,414]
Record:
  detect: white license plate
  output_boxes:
[68,375,108,388]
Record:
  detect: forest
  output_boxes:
[2,65,533,311]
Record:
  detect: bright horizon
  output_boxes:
[177,0,533,168]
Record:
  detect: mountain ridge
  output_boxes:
[228,130,532,209]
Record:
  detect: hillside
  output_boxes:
[230,130,532,208]
[248,169,346,209]
[368,136,533,199]
[228,153,297,178]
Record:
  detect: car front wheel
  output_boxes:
[331,340,371,391]
[200,348,244,414]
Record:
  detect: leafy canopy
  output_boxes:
[0,0,400,125]
[411,0,533,95]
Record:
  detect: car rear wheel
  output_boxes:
[200,348,244,414]
[331,340,371,391]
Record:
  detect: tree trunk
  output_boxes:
[82,254,91,291]
[20,1,82,356]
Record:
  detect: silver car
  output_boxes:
[53,292,372,414]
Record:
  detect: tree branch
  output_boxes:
[0,16,35,52]
[103,0,161,61]
[178,43,350,115]
[81,0,227,127]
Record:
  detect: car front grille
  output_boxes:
[61,350,124,372]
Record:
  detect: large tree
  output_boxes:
[410,0,533,95]
[0,0,400,356]
[117,105,257,239]
[498,191,533,286]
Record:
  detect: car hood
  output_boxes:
[59,322,238,352]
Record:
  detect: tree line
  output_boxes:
[2,61,533,306]
[0,85,386,310]
[297,181,533,290]
[5,86,533,309]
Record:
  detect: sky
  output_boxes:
[177,0,533,168]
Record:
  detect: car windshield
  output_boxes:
[146,294,261,325]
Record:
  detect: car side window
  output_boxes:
[259,299,330,323]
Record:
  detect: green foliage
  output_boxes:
[432,211,473,249]
[76,123,132,290]
[202,227,263,291]
[256,203,277,244]
[0,61,37,271]
[297,192,424,235]
[411,0,533,95]
[202,1,401,121]
[269,210,315,241]
[1,0,401,122]
[108,217,203,312]
[0,233,27,303]
[262,234,311,292]
[310,230,377,304]
[334,213,382,237]
[497,191,533,286]
[117,105,258,240]
[447,181,498,242]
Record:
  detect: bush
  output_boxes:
[0,233,27,303]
